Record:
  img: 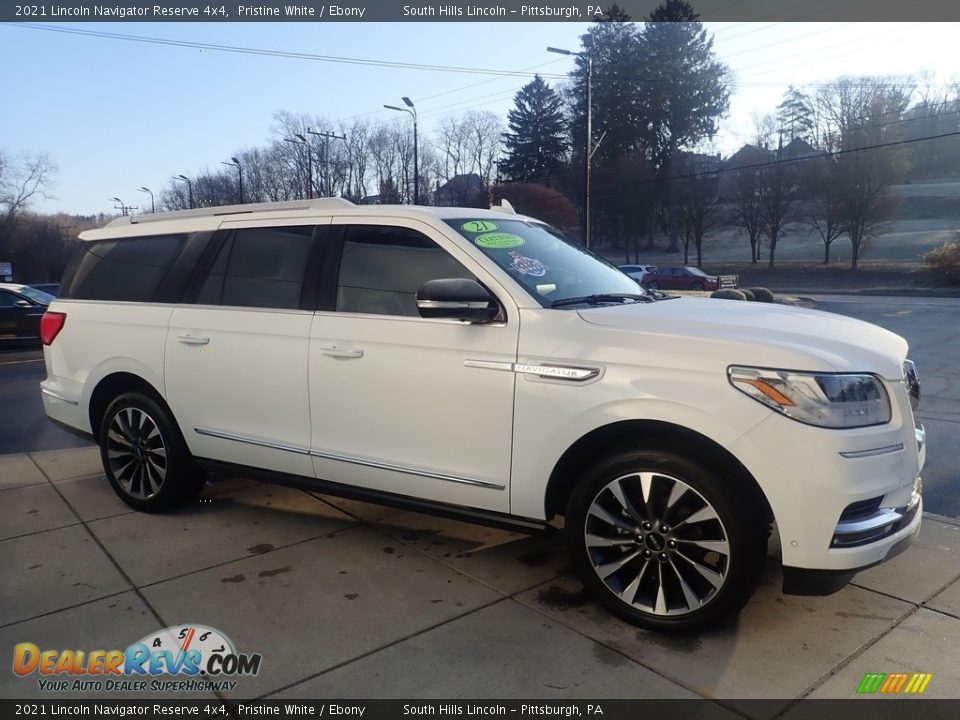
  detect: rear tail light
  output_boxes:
[40,312,66,346]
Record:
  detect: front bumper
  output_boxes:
[728,380,924,576]
[782,500,922,595]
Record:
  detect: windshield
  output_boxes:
[446,218,645,307]
[17,286,53,305]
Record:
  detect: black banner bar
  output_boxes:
[3,0,960,23]
[2,700,958,720]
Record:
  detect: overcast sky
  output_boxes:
[2,21,957,215]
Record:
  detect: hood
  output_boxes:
[577,297,908,379]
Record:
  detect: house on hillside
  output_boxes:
[434,174,484,207]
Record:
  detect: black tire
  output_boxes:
[646,281,658,291]
[692,281,704,291]
[565,447,767,633]
[98,392,206,513]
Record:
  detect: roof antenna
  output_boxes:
[492,198,517,215]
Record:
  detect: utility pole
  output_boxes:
[110,197,137,216]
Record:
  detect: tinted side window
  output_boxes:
[66,235,187,302]
[199,226,314,310]
[0,290,20,307]
[337,225,475,317]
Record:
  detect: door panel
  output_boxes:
[164,222,324,478]
[308,218,519,513]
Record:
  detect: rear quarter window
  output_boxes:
[62,235,187,302]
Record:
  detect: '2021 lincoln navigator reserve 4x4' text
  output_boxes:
[41,198,924,632]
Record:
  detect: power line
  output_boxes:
[6,23,572,80]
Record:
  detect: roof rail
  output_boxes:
[105,197,356,227]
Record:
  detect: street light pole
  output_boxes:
[284,136,312,199]
[307,129,347,197]
[138,186,155,213]
[384,99,418,204]
[548,42,593,248]
[221,158,243,204]
[173,175,193,209]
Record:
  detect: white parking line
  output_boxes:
[0,359,43,366]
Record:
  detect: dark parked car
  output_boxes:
[29,283,60,296]
[641,266,738,291]
[0,283,54,344]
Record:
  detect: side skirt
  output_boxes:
[195,457,551,536]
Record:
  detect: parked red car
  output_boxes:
[641,266,738,291]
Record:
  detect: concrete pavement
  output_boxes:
[2,446,960,714]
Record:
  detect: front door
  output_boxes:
[308,218,518,513]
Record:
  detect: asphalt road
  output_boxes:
[811,295,960,518]
[0,346,93,455]
[2,295,957,515]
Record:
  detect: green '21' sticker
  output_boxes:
[474,232,525,249]
[461,220,499,233]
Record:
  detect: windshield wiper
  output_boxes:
[551,293,653,308]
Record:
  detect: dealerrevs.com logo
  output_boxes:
[13,625,262,693]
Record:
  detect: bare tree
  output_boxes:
[462,110,503,188]
[816,77,912,268]
[676,165,720,267]
[436,115,472,180]
[724,145,766,264]
[0,151,56,254]
[801,156,844,264]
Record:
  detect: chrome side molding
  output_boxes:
[194,427,504,490]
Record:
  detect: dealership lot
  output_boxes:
[2,294,959,709]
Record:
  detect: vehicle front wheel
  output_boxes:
[98,392,206,512]
[692,281,704,291]
[566,448,767,633]
[646,281,658,291]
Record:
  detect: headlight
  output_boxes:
[728,366,891,429]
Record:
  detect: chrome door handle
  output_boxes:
[177,334,210,346]
[320,346,364,359]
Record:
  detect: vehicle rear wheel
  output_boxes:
[98,392,206,512]
[566,448,766,633]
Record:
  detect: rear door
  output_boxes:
[164,220,327,478]
[307,217,519,513]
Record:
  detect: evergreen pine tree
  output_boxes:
[500,75,569,182]
[777,86,815,142]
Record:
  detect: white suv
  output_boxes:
[40,198,924,632]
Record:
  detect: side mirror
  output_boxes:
[416,278,500,324]
[15,300,32,309]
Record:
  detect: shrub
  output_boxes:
[925,238,960,285]
[748,287,776,303]
[711,289,747,300]
[739,288,756,301]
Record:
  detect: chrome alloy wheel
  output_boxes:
[583,472,731,617]
[106,407,168,500]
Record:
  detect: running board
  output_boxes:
[195,458,551,536]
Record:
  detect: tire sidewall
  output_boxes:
[566,448,766,633]
[98,392,202,512]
